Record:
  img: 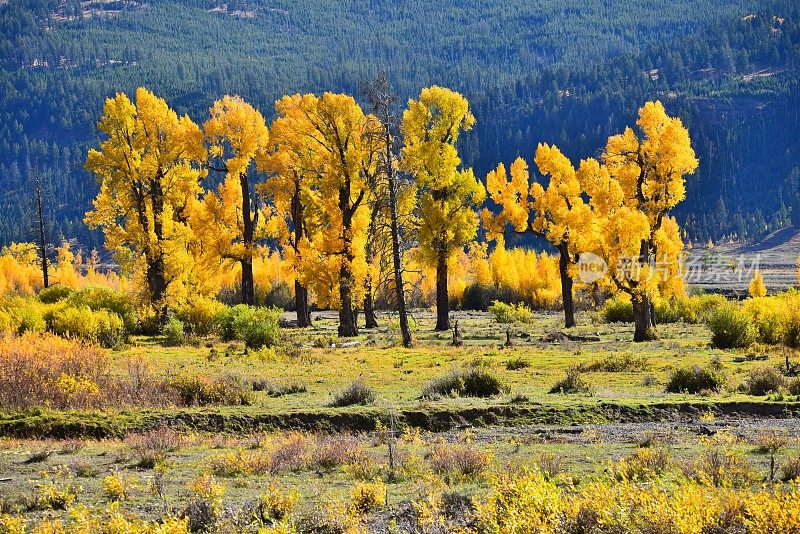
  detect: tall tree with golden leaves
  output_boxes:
[580,101,697,341]
[280,92,381,337]
[194,95,269,305]
[257,94,317,327]
[482,145,593,328]
[85,88,205,311]
[401,86,485,331]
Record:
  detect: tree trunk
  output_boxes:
[338,183,359,338]
[364,289,379,328]
[291,180,311,326]
[338,257,358,337]
[558,244,576,328]
[240,171,255,305]
[295,279,312,327]
[241,258,255,306]
[434,249,450,331]
[34,168,49,289]
[146,255,168,306]
[633,295,658,341]
[389,176,412,346]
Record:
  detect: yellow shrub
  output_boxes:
[101,473,130,501]
[472,470,563,533]
[350,479,387,514]
[0,514,27,534]
[748,270,767,298]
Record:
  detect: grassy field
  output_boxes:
[2,310,800,531]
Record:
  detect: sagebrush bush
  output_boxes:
[706,302,756,349]
[330,380,376,407]
[429,444,492,482]
[613,448,669,480]
[666,364,725,394]
[168,372,254,406]
[548,367,591,394]
[0,334,172,410]
[350,479,386,514]
[488,300,533,324]
[578,353,649,372]
[743,366,786,396]
[423,366,507,398]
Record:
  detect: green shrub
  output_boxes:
[263,281,294,310]
[0,309,15,334]
[39,285,74,304]
[600,298,634,323]
[488,301,533,324]
[743,366,786,396]
[706,303,756,349]
[162,317,186,346]
[665,365,725,394]
[169,372,254,406]
[423,367,507,398]
[8,303,46,334]
[50,305,125,348]
[505,356,530,370]
[330,380,376,407]
[548,367,591,394]
[214,304,251,341]
[675,294,728,324]
[175,297,225,336]
[232,306,281,349]
[654,298,681,324]
[67,286,136,332]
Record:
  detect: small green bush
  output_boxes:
[39,285,74,304]
[214,304,251,341]
[600,298,634,323]
[8,303,47,334]
[665,364,725,394]
[488,301,533,324]
[50,305,125,348]
[175,297,225,336]
[423,367,507,398]
[162,317,186,346]
[706,303,756,349]
[232,306,281,349]
[330,380,376,406]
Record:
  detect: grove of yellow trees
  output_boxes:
[25,86,697,341]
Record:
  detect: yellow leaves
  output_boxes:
[748,270,767,298]
[403,87,484,268]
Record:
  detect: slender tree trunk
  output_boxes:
[368,72,412,347]
[240,172,255,305]
[389,177,412,345]
[291,184,311,326]
[34,167,49,289]
[363,202,380,330]
[558,244,576,328]
[434,248,450,331]
[149,176,168,317]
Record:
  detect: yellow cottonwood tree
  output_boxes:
[257,94,318,327]
[401,86,485,331]
[85,88,205,311]
[483,145,593,328]
[277,92,381,337]
[192,95,269,305]
[580,101,698,341]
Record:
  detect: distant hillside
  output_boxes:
[0,0,798,249]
